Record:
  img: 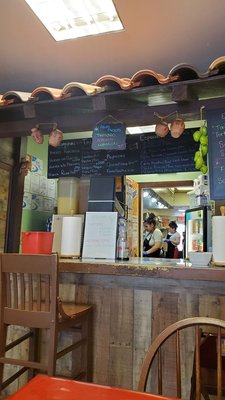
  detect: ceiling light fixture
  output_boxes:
[25,0,124,41]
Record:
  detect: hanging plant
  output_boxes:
[193,106,208,174]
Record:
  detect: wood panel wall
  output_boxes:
[3,272,225,399]
[58,273,225,400]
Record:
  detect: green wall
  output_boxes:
[21,135,53,232]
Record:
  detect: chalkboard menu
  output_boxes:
[207,109,225,200]
[48,129,198,179]
[92,121,126,150]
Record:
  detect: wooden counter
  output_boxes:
[59,257,225,282]
[58,258,225,399]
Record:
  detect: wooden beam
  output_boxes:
[23,103,36,119]
[0,95,225,138]
[6,137,26,252]
[172,85,198,103]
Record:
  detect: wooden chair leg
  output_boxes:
[81,312,93,382]
[28,328,40,380]
[0,324,7,391]
[48,326,58,376]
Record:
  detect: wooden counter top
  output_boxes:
[59,257,225,282]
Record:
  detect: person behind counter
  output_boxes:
[143,216,163,257]
[164,221,181,258]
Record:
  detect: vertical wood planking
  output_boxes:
[109,288,134,388]
[74,284,90,379]
[87,285,111,385]
[151,291,179,397]
[199,295,225,320]
[178,291,199,400]
[133,289,152,390]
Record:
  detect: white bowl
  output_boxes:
[188,251,212,266]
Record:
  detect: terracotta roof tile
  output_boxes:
[169,63,217,80]
[209,56,225,73]
[0,56,224,107]
[2,91,31,103]
[62,82,104,97]
[30,87,62,101]
[95,75,132,91]
[131,69,178,86]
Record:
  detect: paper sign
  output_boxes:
[22,192,32,210]
[40,176,47,196]
[30,174,40,194]
[31,156,43,175]
[31,194,43,211]
[24,172,31,192]
[82,212,118,259]
[47,179,56,198]
[43,197,53,212]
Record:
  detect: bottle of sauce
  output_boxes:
[117,218,129,261]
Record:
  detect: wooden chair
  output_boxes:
[138,317,225,400]
[0,253,93,392]
[190,331,225,399]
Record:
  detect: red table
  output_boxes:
[8,375,175,400]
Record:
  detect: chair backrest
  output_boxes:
[138,317,225,400]
[0,254,58,329]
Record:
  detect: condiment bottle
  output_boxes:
[117,218,129,261]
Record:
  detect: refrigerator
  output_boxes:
[185,206,212,258]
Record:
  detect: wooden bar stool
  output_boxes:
[0,254,93,392]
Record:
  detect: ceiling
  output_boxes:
[0,0,225,94]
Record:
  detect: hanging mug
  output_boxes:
[31,127,44,144]
[155,121,169,138]
[170,118,185,138]
[49,129,63,147]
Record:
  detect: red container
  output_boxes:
[22,232,54,255]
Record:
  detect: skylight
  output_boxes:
[25,0,124,41]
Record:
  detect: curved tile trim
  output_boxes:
[95,75,132,91]
[209,56,225,73]
[169,63,217,80]
[131,69,179,86]
[31,87,62,101]
[0,56,225,106]
[2,91,31,103]
[62,82,104,97]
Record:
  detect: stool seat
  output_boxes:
[0,254,93,395]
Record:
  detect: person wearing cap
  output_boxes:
[164,221,181,258]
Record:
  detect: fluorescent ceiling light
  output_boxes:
[25,0,124,41]
[127,127,143,135]
[143,191,149,198]
[127,125,156,135]
[176,186,193,191]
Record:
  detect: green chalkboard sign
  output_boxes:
[92,117,126,151]
[207,109,225,200]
